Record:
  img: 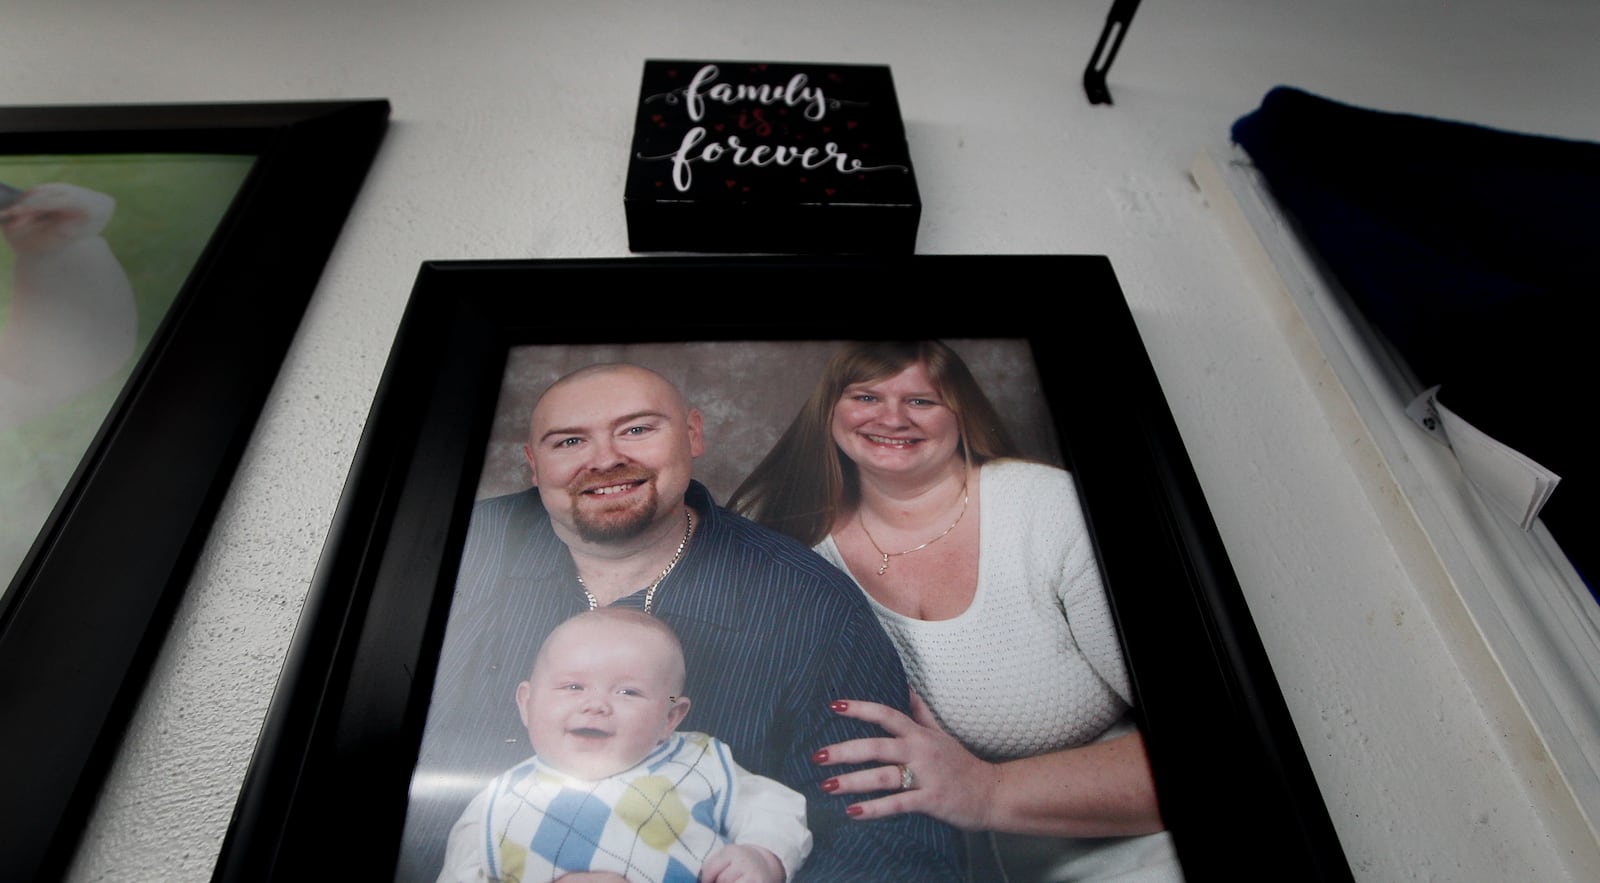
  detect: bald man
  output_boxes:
[400,364,963,883]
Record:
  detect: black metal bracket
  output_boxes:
[1084,0,1142,105]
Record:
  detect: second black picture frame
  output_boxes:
[0,98,389,882]
[215,255,1352,882]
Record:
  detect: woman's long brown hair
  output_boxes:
[728,341,1021,546]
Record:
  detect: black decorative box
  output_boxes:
[625,59,921,254]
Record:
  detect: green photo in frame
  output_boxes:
[1,153,254,582]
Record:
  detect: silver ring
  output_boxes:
[898,763,915,790]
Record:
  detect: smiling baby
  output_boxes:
[437,608,811,883]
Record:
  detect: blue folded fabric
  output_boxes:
[1232,86,1598,590]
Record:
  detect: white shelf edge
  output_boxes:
[1192,147,1600,871]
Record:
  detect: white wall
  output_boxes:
[3,1,1598,880]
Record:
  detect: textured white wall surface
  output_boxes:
[4,1,1598,881]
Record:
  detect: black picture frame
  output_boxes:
[0,99,389,883]
[215,255,1352,882]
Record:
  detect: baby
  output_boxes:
[438,608,811,883]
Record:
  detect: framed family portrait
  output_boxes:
[0,99,388,882]
[215,256,1352,882]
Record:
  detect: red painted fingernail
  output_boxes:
[811,749,829,764]
[821,778,840,793]
[829,700,849,712]
[846,805,864,817]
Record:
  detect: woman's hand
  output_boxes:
[812,691,1001,830]
[817,693,1165,838]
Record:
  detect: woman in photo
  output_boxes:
[729,340,1181,882]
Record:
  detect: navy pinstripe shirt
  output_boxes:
[397,482,965,882]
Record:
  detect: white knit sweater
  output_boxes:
[816,459,1132,760]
